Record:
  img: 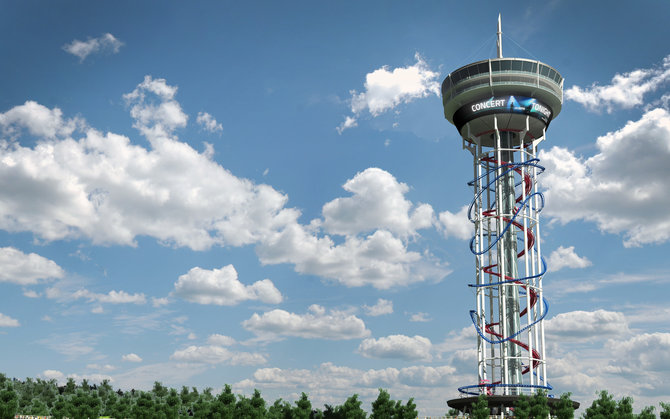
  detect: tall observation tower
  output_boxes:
[444,16,577,415]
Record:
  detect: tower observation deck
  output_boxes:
[444,16,578,416]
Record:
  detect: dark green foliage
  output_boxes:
[69,388,101,419]
[661,402,670,419]
[267,398,293,419]
[638,405,655,419]
[370,389,395,418]
[554,392,575,419]
[447,407,460,416]
[470,394,489,419]
[514,394,531,419]
[0,384,18,419]
[49,395,70,419]
[582,390,636,419]
[529,390,550,419]
[292,392,312,419]
[336,394,367,419]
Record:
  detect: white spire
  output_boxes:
[496,13,503,58]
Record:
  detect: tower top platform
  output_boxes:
[442,57,563,143]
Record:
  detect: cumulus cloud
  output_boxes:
[545,309,631,341]
[241,362,455,391]
[436,205,472,240]
[409,312,432,322]
[607,333,670,373]
[363,299,393,316]
[321,168,434,238]
[0,100,82,139]
[170,345,266,366]
[63,33,123,62]
[358,335,432,361]
[242,304,370,340]
[540,108,670,247]
[338,53,439,132]
[196,112,223,133]
[122,353,143,363]
[0,78,447,291]
[0,79,298,251]
[173,265,282,306]
[0,247,64,285]
[257,168,448,290]
[547,246,592,271]
[0,313,20,327]
[71,289,146,305]
[566,55,670,112]
[207,334,237,346]
[42,370,64,381]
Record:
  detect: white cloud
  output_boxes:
[170,345,266,366]
[152,297,169,307]
[0,100,81,139]
[363,298,393,316]
[242,304,370,340]
[86,364,116,372]
[0,82,298,251]
[257,168,448,290]
[321,168,433,238]
[339,53,439,132]
[0,313,20,327]
[358,335,432,361]
[42,370,64,381]
[123,75,188,141]
[545,309,631,341]
[0,79,447,291]
[607,333,670,373]
[0,247,65,285]
[173,265,282,306]
[196,112,223,133]
[207,334,237,346]
[122,353,143,363]
[540,108,670,247]
[409,312,431,322]
[63,33,123,62]
[566,55,670,112]
[436,205,472,240]
[336,115,358,134]
[547,246,592,271]
[72,289,146,305]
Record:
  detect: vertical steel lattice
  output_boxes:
[460,116,550,396]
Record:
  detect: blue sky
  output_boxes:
[2,0,670,416]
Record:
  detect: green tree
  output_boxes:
[529,390,550,419]
[49,395,71,419]
[513,394,530,419]
[394,397,418,418]
[162,388,181,419]
[69,388,101,419]
[293,392,312,419]
[26,398,49,416]
[583,390,617,418]
[153,381,169,399]
[553,392,575,419]
[370,389,395,419]
[267,398,293,419]
[335,394,367,419]
[447,407,460,417]
[638,406,655,419]
[615,396,634,419]
[660,402,670,419]
[131,391,158,419]
[64,377,77,395]
[0,384,18,419]
[470,394,489,419]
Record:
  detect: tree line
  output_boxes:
[0,373,416,419]
[447,390,670,418]
[3,372,670,418]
